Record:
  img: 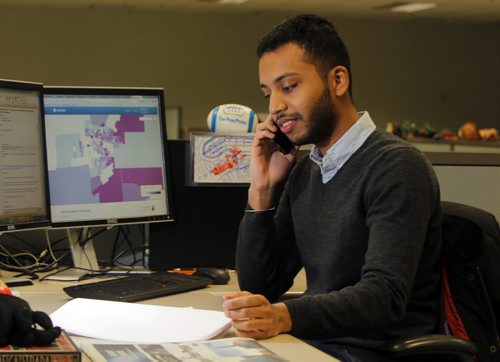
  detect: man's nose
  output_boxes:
[269,94,286,116]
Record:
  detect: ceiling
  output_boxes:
[1,0,499,23]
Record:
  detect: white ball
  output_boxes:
[207,104,257,133]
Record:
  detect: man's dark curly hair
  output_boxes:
[257,14,352,97]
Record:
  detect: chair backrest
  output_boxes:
[441,201,500,362]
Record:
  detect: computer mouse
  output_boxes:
[194,267,230,285]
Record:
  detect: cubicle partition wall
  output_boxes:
[147,140,248,270]
[425,152,500,220]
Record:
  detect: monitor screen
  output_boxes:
[0,79,50,233]
[43,87,173,228]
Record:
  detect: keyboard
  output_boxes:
[63,272,213,302]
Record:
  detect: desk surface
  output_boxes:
[2,270,337,362]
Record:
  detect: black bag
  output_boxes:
[0,293,61,347]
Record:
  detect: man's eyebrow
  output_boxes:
[260,72,300,89]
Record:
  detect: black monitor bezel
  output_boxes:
[42,86,174,229]
[0,79,52,233]
[0,79,51,234]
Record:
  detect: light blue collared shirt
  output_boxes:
[309,111,376,184]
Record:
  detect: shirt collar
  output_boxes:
[309,111,376,183]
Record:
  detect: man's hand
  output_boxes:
[248,115,297,210]
[223,291,292,339]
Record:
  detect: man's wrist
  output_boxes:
[248,186,276,210]
[273,302,292,334]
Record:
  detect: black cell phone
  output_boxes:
[273,128,294,154]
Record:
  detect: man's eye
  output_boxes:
[283,84,297,93]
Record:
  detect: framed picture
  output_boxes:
[190,133,253,186]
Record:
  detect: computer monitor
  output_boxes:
[43,86,173,278]
[0,79,50,234]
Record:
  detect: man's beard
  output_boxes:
[295,86,337,146]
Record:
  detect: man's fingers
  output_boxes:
[225,304,273,320]
[222,291,251,301]
[223,293,268,311]
[254,119,278,143]
[231,319,274,340]
[222,292,286,340]
[232,317,271,330]
[256,116,277,131]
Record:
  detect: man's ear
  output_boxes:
[328,66,350,97]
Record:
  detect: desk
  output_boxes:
[2,270,337,362]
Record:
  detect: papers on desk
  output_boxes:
[50,298,231,343]
[81,337,288,362]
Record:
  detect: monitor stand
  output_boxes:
[46,227,101,281]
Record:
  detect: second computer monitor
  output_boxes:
[43,87,173,228]
[0,79,50,234]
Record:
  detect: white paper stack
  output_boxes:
[50,298,231,343]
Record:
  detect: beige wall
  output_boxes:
[1,7,499,136]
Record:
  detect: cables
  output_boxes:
[0,241,60,278]
[101,225,145,269]
[0,224,148,280]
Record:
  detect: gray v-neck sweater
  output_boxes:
[237,129,442,347]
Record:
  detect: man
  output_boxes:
[222,14,442,361]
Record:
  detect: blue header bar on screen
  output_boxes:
[44,106,158,115]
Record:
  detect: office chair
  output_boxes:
[387,201,500,362]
